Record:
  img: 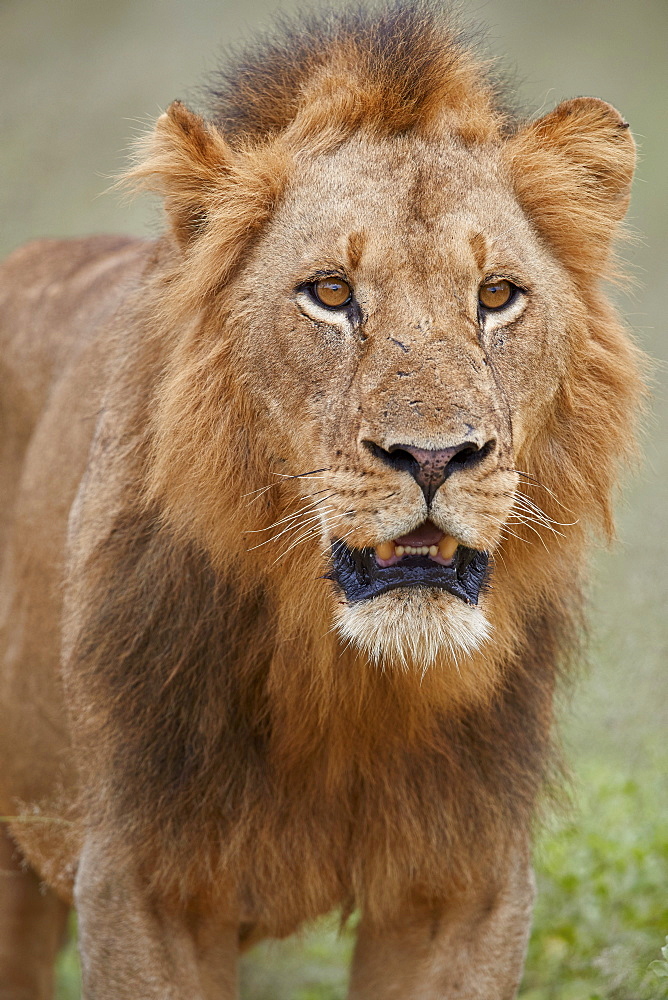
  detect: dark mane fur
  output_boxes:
[207,1,513,143]
[71,497,571,928]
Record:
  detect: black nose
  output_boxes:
[365,440,494,504]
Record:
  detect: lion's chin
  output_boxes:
[334,588,492,671]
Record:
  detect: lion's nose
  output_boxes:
[365,440,494,504]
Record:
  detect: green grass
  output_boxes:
[54,912,80,1000]
[521,760,668,1000]
[55,755,668,999]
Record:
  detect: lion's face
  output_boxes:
[229,133,576,666]
[134,79,635,686]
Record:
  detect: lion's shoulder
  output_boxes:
[0,234,144,294]
[0,235,151,419]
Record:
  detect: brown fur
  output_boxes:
[0,2,644,996]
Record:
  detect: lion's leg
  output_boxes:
[0,827,70,1000]
[75,838,238,1000]
[347,847,535,1000]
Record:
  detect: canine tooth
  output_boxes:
[395,545,405,556]
[438,535,458,560]
[376,541,394,560]
[429,545,438,556]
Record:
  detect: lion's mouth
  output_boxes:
[328,521,490,605]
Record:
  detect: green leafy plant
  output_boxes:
[647,936,668,997]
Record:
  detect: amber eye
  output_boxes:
[312,277,352,309]
[478,279,514,310]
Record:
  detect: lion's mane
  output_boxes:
[63,1,643,933]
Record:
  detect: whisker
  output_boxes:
[321,523,358,554]
[273,528,324,561]
[510,490,579,535]
[505,504,556,539]
[511,495,553,520]
[241,468,331,502]
[506,517,553,551]
[498,527,531,546]
[490,547,509,573]
[244,508,315,535]
[508,514,565,539]
[481,513,531,547]
[512,494,578,529]
[270,469,330,480]
[244,494,336,533]
[241,484,275,501]
[509,501,563,529]
[511,470,576,513]
[271,513,350,564]
[247,510,336,550]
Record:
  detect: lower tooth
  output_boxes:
[376,541,394,560]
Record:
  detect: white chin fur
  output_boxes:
[334,588,492,670]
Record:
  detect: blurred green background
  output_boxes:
[1,0,666,997]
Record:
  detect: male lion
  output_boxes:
[0,2,643,998]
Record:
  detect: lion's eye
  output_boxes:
[312,277,352,309]
[478,279,515,311]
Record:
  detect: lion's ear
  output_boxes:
[124,101,234,248]
[506,97,636,283]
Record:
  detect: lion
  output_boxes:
[0,2,643,997]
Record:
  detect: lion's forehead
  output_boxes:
[272,137,541,277]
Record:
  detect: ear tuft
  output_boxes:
[123,101,234,248]
[506,97,636,285]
